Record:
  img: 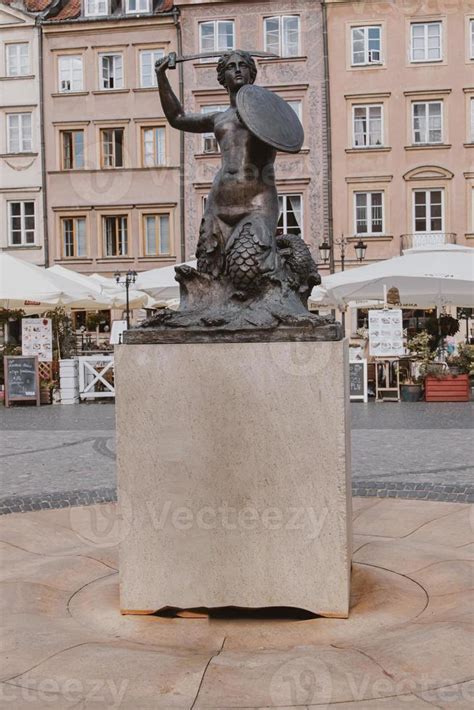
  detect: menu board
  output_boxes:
[349,360,368,402]
[22,318,52,362]
[4,356,40,407]
[369,309,404,357]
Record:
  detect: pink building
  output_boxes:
[41,0,180,278]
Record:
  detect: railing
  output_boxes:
[78,355,115,400]
[400,233,456,254]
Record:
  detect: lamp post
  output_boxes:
[114,270,137,329]
[318,235,368,330]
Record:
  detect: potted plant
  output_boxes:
[402,331,433,402]
[425,343,473,402]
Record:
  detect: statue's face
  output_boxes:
[223,53,252,92]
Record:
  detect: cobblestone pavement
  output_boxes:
[0,401,472,513]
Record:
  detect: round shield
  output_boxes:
[236,84,304,153]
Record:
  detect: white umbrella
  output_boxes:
[314,245,474,308]
[0,253,109,311]
[48,265,114,309]
[135,260,197,300]
[88,273,148,309]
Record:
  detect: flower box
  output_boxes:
[424,374,470,402]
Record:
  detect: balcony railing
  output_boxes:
[400,232,456,254]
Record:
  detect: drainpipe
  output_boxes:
[321,0,335,275]
[172,7,186,263]
[37,19,50,267]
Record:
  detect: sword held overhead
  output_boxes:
[156,50,279,70]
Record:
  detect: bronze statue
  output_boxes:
[140,49,339,339]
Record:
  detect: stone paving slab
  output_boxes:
[0,500,472,709]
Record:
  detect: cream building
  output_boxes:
[325,0,474,269]
[175,0,329,261]
[40,0,180,278]
[0,0,46,266]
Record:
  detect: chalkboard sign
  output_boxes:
[349,359,368,402]
[4,356,40,407]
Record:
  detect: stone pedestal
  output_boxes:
[115,339,351,617]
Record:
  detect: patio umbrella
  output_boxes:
[313,245,474,309]
[48,265,114,309]
[135,260,197,301]
[88,273,148,309]
[0,253,110,312]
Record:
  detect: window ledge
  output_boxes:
[345,147,391,154]
[0,152,38,158]
[51,91,89,98]
[132,87,158,93]
[464,143,474,148]
[409,59,443,65]
[257,56,307,64]
[96,257,135,263]
[49,167,178,174]
[55,257,94,264]
[349,63,385,70]
[0,74,35,81]
[91,89,130,95]
[137,256,176,261]
[404,144,451,151]
[348,235,394,242]
[6,244,41,250]
[465,233,474,239]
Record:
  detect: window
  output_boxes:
[6,43,29,77]
[411,22,442,62]
[351,26,382,66]
[103,216,128,256]
[277,194,302,236]
[201,105,226,153]
[354,192,383,235]
[101,128,124,168]
[58,55,83,93]
[61,130,84,170]
[287,100,302,121]
[62,217,86,257]
[8,201,35,246]
[142,126,165,167]
[7,113,32,153]
[199,20,235,60]
[99,54,123,90]
[84,0,107,16]
[412,101,442,144]
[126,0,150,12]
[264,16,300,57]
[353,104,383,147]
[144,214,171,255]
[414,190,443,233]
[139,49,164,88]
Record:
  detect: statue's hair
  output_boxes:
[216,50,257,88]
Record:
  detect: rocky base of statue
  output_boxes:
[128,233,342,344]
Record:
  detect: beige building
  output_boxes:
[0,0,46,266]
[41,0,180,278]
[175,0,329,261]
[325,0,474,274]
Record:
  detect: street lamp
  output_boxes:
[354,238,368,262]
[114,270,137,329]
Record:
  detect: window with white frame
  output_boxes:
[7,113,32,153]
[101,128,124,168]
[139,48,164,87]
[412,101,443,144]
[351,26,382,66]
[144,214,170,255]
[125,0,150,13]
[142,126,165,167]
[8,201,35,246]
[353,104,383,147]
[58,55,83,93]
[414,190,443,233]
[286,100,302,121]
[6,43,29,77]
[264,15,300,57]
[199,20,235,60]
[354,192,383,234]
[103,215,128,256]
[411,22,442,62]
[61,130,85,169]
[84,0,108,17]
[277,194,303,236]
[61,217,87,257]
[99,53,123,90]
[201,105,226,153]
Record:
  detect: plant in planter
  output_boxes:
[401,331,434,402]
[425,342,472,402]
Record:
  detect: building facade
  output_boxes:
[41,0,180,277]
[0,0,46,266]
[176,0,329,261]
[326,0,474,275]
